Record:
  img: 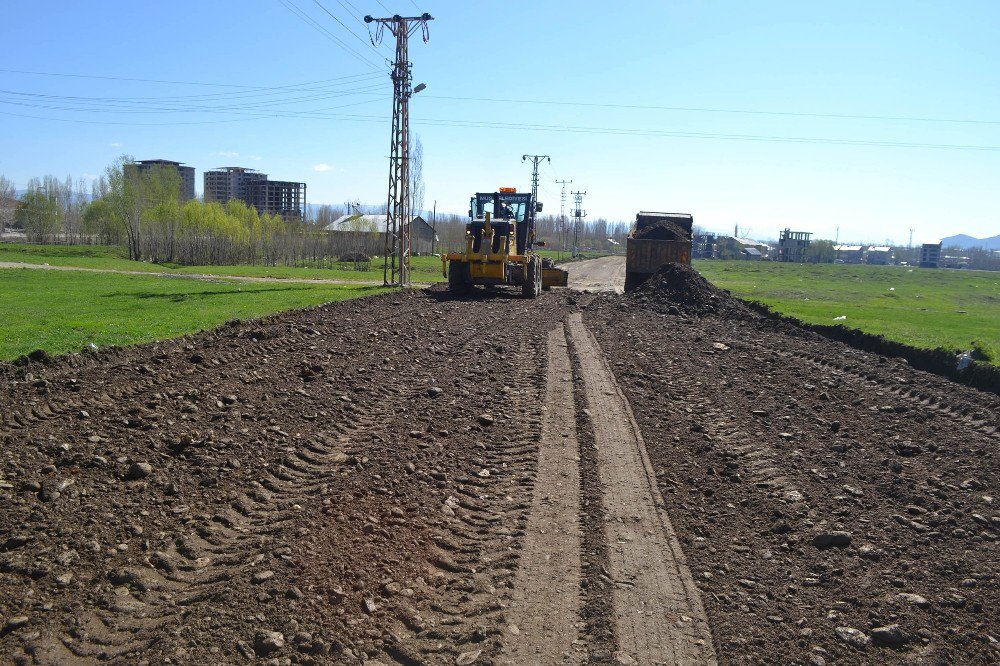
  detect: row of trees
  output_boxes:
[2,156,629,268]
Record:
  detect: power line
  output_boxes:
[0,80,386,111]
[418,93,1000,127]
[0,85,389,117]
[310,0,388,58]
[7,102,1000,154]
[0,67,374,91]
[278,0,383,70]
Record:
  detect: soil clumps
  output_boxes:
[628,262,743,315]
[632,217,691,242]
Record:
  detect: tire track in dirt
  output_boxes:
[566,312,717,665]
[501,324,585,665]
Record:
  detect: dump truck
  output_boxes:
[443,189,568,297]
[624,212,693,292]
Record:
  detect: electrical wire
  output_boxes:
[0,83,388,114]
[0,67,371,91]
[310,0,388,58]
[6,103,999,153]
[418,93,1000,127]
[278,0,383,70]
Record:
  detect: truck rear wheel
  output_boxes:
[522,256,541,299]
[448,261,472,295]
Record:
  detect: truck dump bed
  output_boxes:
[625,212,693,292]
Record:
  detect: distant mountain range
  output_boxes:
[941,234,1000,250]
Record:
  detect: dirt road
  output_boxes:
[0,261,395,286]
[565,255,626,293]
[1,278,996,664]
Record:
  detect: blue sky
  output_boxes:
[1,0,998,243]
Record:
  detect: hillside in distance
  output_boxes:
[941,233,1000,250]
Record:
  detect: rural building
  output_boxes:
[128,159,196,201]
[204,167,306,220]
[834,244,864,264]
[321,214,436,256]
[920,241,942,268]
[735,237,771,259]
[693,233,717,259]
[865,246,893,265]
[777,229,812,262]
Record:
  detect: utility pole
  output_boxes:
[522,154,549,246]
[555,179,572,261]
[365,12,434,287]
[571,190,587,258]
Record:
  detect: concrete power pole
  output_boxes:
[365,12,434,287]
[522,154,549,246]
[556,179,572,260]
[571,190,587,258]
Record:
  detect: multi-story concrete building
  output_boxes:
[130,159,196,201]
[920,241,942,268]
[203,167,306,220]
[777,228,812,262]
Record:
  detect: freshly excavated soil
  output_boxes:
[0,289,572,665]
[1,273,997,666]
[633,218,691,242]
[586,273,999,664]
[629,262,741,315]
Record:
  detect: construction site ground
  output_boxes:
[1,259,997,665]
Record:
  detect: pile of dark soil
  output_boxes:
[633,217,691,242]
[586,296,1000,665]
[628,262,743,315]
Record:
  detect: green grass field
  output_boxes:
[695,260,1000,363]
[0,243,445,283]
[0,267,386,360]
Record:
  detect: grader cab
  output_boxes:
[442,189,568,297]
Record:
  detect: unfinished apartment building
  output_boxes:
[203,167,306,220]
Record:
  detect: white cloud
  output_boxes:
[215,150,240,158]
[110,142,122,147]
[249,155,263,161]
[82,173,98,180]
[313,163,333,172]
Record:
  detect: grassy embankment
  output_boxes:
[0,267,386,360]
[696,260,1000,364]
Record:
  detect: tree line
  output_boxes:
[2,157,635,269]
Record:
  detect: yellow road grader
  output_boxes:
[442,189,568,297]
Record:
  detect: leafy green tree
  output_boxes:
[805,239,836,263]
[16,191,60,242]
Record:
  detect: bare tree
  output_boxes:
[0,175,16,235]
[410,135,425,216]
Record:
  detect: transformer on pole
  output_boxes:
[365,12,433,287]
[571,190,587,258]
[556,178,572,260]
[522,153,549,235]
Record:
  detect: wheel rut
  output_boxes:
[502,324,584,665]
[566,312,716,665]
[506,312,716,664]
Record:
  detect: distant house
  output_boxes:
[834,245,864,264]
[920,241,942,268]
[734,237,771,259]
[865,246,893,265]
[741,247,762,261]
[321,214,437,256]
[777,229,812,262]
